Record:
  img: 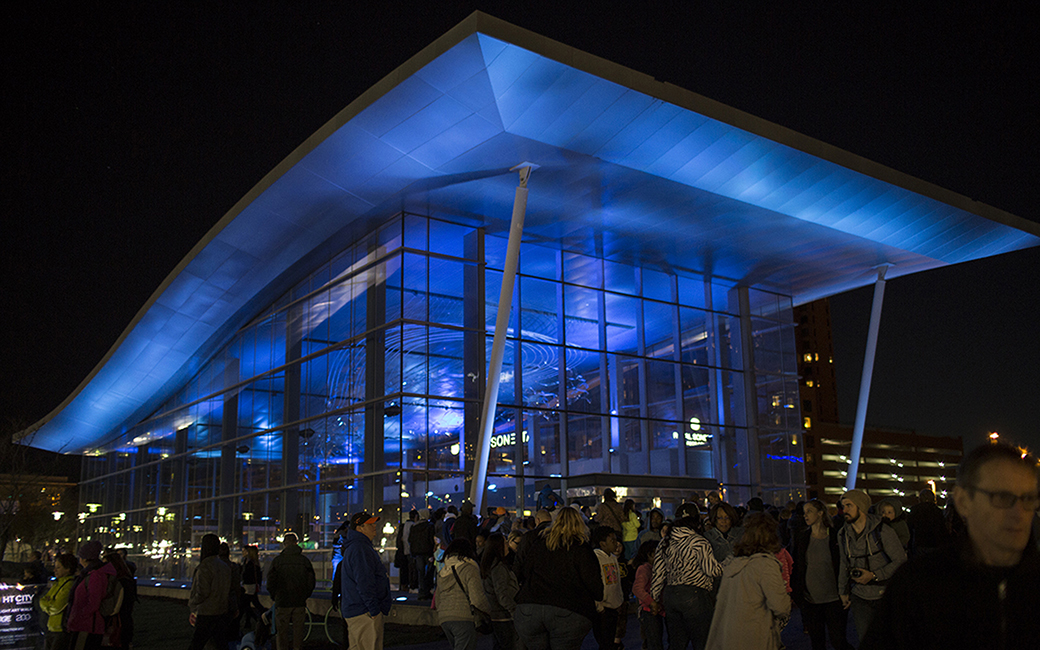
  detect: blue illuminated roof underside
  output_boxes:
[27,13,1040,453]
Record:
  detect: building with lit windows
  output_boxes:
[21,14,1039,578]
[794,299,963,501]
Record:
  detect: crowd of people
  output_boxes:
[21,441,1038,650]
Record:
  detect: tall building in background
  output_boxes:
[19,14,1036,579]
[795,299,963,502]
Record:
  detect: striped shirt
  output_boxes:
[650,527,722,597]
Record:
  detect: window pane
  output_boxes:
[563,347,602,414]
[520,342,559,409]
[564,285,600,349]
[643,301,676,359]
[564,253,602,288]
[605,293,638,355]
[645,360,679,421]
[429,257,464,327]
[520,276,559,343]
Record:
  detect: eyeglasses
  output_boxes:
[969,487,1040,510]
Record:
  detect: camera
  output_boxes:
[850,568,864,579]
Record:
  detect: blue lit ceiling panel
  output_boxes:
[28,13,1039,452]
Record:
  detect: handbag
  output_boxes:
[451,565,493,635]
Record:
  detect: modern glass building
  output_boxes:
[24,13,1039,578]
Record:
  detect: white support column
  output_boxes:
[845,265,892,491]
[470,164,536,512]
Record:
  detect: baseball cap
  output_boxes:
[349,511,380,528]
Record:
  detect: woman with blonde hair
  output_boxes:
[514,507,603,650]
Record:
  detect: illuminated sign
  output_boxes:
[0,583,46,649]
[489,431,530,449]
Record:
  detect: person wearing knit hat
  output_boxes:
[77,539,103,562]
[837,488,907,643]
[841,489,872,517]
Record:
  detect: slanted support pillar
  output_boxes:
[470,164,536,512]
[846,265,892,491]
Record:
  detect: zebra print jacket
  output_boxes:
[650,526,722,598]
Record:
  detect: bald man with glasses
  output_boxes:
[861,442,1040,650]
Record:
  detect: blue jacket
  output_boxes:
[339,529,391,618]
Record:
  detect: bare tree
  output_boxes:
[1,418,78,561]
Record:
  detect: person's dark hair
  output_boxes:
[409,509,419,521]
[804,499,831,528]
[447,505,458,515]
[282,532,298,546]
[218,542,231,558]
[746,497,765,512]
[956,442,1039,489]
[648,508,664,530]
[590,525,618,548]
[671,514,705,535]
[708,502,740,529]
[433,507,447,521]
[30,550,42,561]
[445,538,476,561]
[623,499,637,516]
[56,553,78,574]
[675,502,701,520]
[200,533,221,560]
[918,488,936,503]
[603,488,617,502]
[104,551,133,580]
[632,540,659,569]
[480,533,507,578]
[733,512,781,556]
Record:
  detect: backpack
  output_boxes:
[97,572,125,617]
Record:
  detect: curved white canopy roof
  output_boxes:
[26,12,1040,453]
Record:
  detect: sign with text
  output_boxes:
[0,583,45,649]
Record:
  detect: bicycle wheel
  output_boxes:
[324,606,344,645]
[303,608,314,641]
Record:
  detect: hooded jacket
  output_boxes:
[703,525,745,563]
[267,543,316,608]
[436,555,491,624]
[339,528,392,618]
[705,553,791,650]
[838,513,907,600]
[68,561,117,634]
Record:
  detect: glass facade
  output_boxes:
[78,213,804,578]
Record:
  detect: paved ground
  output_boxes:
[132,594,859,650]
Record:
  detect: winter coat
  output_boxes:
[409,519,436,556]
[67,561,117,634]
[39,575,75,632]
[514,532,603,624]
[340,528,392,618]
[631,563,656,613]
[906,502,948,551]
[838,514,907,601]
[452,513,480,546]
[703,525,745,563]
[481,559,518,620]
[705,554,791,650]
[597,500,625,533]
[650,526,721,599]
[436,556,491,624]
[267,544,316,608]
[860,534,1040,650]
[188,555,232,616]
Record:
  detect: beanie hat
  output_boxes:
[494,507,507,515]
[78,540,102,561]
[841,489,871,514]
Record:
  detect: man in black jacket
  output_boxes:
[408,509,436,600]
[861,443,1040,650]
[906,488,948,557]
[267,532,316,650]
[452,501,479,546]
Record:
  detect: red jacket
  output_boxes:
[67,561,116,634]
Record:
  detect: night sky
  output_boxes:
[7,4,1039,455]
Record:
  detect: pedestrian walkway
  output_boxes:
[132,594,856,649]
